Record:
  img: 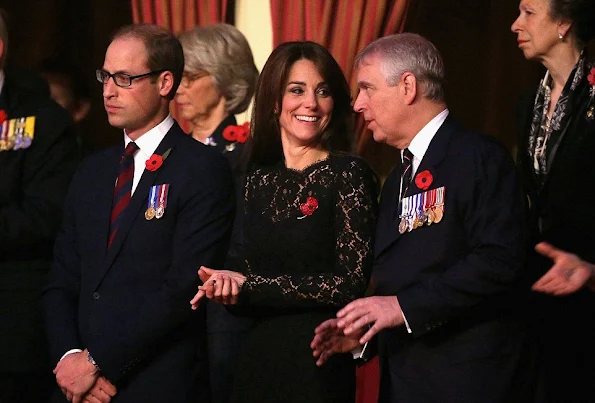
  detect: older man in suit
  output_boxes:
[312,33,529,402]
[42,24,234,403]
[0,9,80,403]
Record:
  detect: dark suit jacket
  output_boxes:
[42,122,235,403]
[0,69,79,372]
[516,65,595,401]
[372,117,528,403]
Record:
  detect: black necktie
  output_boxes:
[400,148,413,200]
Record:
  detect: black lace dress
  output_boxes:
[228,155,378,403]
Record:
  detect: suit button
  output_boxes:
[92,292,100,300]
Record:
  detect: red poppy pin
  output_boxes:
[298,196,319,218]
[414,170,433,190]
[222,123,250,144]
[145,148,172,172]
[588,67,595,86]
[0,110,7,124]
[587,67,595,121]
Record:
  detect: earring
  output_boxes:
[558,32,564,40]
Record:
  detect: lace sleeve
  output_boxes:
[241,158,378,307]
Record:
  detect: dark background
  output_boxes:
[0,0,545,156]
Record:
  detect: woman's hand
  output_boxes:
[533,242,595,296]
[190,266,247,309]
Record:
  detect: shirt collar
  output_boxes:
[407,108,449,161]
[124,114,174,157]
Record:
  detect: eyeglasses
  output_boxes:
[95,69,167,88]
[180,71,209,88]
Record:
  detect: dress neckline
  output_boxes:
[284,154,331,174]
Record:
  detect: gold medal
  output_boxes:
[145,207,156,220]
[433,206,443,223]
[413,215,424,229]
[155,205,165,219]
[398,218,408,234]
[425,208,435,225]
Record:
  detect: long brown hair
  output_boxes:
[248,41,353,168]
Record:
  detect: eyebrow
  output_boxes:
[287,81,329,87]
[358,81,373,89]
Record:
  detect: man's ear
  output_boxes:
[158,71,174,98]
[401,72,417,105]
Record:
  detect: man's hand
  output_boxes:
[54,349,99,403]
[336,296,405,344]
[533,242,595,296]
[82,376,117,403]
[311,318,362,366]
[190,266,246,308]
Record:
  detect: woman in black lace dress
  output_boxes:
[191,41,378,402]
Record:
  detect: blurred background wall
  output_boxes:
[0,0,544,169]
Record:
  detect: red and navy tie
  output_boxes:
[108,142,139,247]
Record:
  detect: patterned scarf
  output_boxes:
[528,52,586,180]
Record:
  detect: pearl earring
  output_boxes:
[558,32,564,40]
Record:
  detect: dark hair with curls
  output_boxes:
[548,0,595,46]
[248,41,353,167]
[112,24,184,100]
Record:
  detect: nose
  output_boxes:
[353,91,364,113]
[511,16,520,33]
[304,91,318,110]
[102,77,117,99]
[176,84,186,96]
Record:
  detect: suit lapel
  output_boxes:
[103,124,181,273]
[374,118,454,258]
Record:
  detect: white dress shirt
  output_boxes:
[125,114,174,195]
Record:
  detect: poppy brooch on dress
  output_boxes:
[414,170,433,191]
[586,67,595,121]
[222,122,250,152]
[145,148,172,172]
[298,196,318,219]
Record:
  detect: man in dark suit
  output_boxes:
[42,24,234,403]
[312,33,529,402]
[0,10,80,403]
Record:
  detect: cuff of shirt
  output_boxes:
[402,311,412,333]
[60,348,83,362]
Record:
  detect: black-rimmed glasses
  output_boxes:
[95,69,167,88]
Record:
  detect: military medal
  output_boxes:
[433,187,445,223]
[155,184,169,219]
[398,195,411,234]
[145,186,158,220]
[145,207,156,220]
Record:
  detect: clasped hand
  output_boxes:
[190,266,246,309]
[311,296,404,366]
[54,350,117,403]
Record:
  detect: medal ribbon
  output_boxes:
[158,184,169,210]
[148,186,157,210]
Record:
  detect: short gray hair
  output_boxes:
[355,33,445,102]
[179,24,259,115]
[0,9,8,69]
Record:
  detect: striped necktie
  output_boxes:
[400,148,414,200]
[108,142,139,247]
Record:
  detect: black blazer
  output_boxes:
[372,117,528,403]
[516,67,595,400]
[42,122,235,403]
[0,69,79,372]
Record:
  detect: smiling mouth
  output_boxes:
[295,115,320,122]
